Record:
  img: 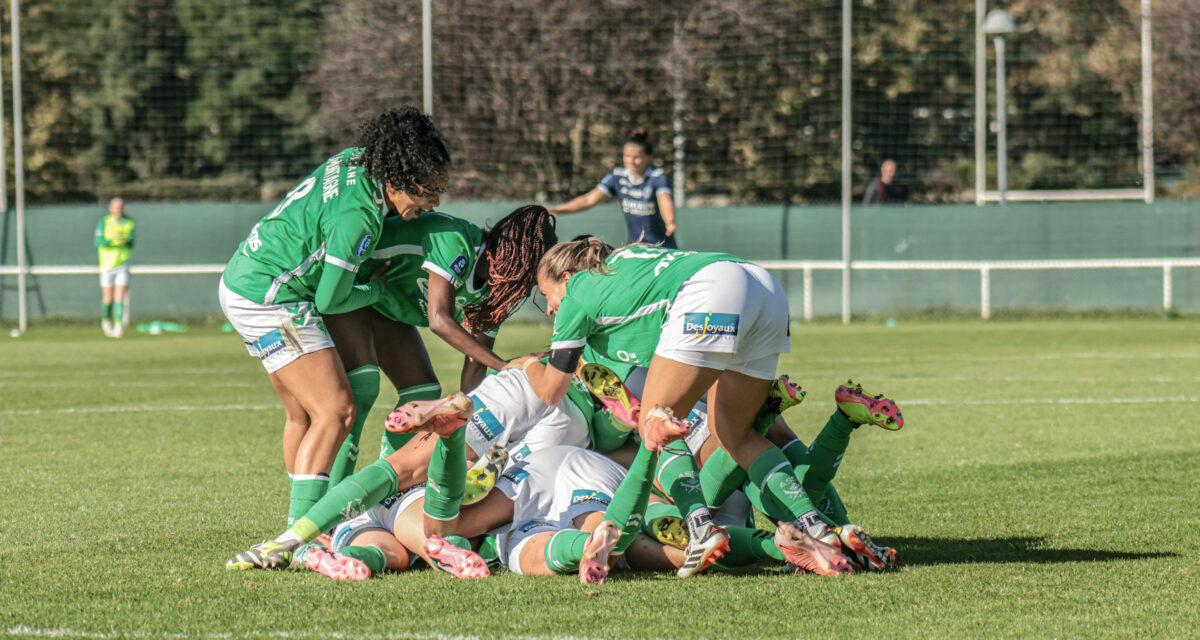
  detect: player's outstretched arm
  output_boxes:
[426,271,508,374]
[549,188,608,216]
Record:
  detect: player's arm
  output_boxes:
[520,356,574,407]
[94,220,109,248]
[550,187,609,216]
[313,260,386,314]
[425,271,509,376]
[125,222,136,249]
[459,329,497,392]
[656,192,676,237]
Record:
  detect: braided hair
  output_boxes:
[462,205,557,333]
[352,106,450,193]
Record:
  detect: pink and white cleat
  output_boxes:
[304,547,372,581]
[774,522,855,576]
[578,363,641,428]
[639,405,693,452]
[578,520,622,585]
[385,393,474,436]
[425,535,490,579]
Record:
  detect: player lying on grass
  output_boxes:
[227,361,594,570]
[322,204,556,489]
[218,107,449,530]
[525,238,903,576]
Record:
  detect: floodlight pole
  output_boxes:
[840,0,851,325]
[422,0,432,116]
[11,0,25,332]
[995,34,1007,204]
[672,17,686,209]
[1141,0,1154,203]
[974,0,986,206]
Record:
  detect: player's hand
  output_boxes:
[369,260,391,291]
[665,222,676,237]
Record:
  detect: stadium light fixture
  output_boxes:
[985,9,1017,204]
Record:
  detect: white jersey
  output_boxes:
[494,445,626,573]
[465,369,589,462]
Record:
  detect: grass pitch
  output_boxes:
[1,319,1197,639]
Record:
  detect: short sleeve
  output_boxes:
[597,172,620,198]
[322,206,379,274]
[421,230,474,288]
[550,294,591,351]
[652,172,672,196]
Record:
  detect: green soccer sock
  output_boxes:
[643,500,683,534]
[602,445,659,554]
[589,409,635,453]
[338,545,387,575]
[101,302,113,321]
[544,529,591,574]
[746,447,817,522]
[329,365,380,487]
[656,441,713,537]
[715,526,785,567]
[423,426,467,522]
[112,301,124,323]
[380,382,442,457]
[817,484,851,526]
[284,459,399,543]
[699,447,747,510]
[798,410,855,504]
[287,474,329,528]
[442,534,471,550]
[478,534,501,567]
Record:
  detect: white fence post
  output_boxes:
[803,265,813,322]
[980,265,991,320]
[1163,264,1173,312]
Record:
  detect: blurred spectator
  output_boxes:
[863,159,905,205]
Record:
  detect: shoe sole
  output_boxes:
[835,382,903,430]
[676,527,730,578]
[306,548,372,581]
[774,524,854,577]
[768,374,806,413]
[425,535,490,579]
[225,543,292,571]
[579,521,621,585]
[580,363,640,427]
[650,517,689,548]
[386,393,473,435]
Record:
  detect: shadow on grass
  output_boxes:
[888,536,1176,566]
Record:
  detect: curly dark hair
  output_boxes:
[352,106,451,193]
[462,205,557,333]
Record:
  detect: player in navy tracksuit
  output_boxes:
[550,128,678,248]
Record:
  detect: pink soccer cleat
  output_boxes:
[774,521,854,576]
[304,547,373,581]
[578,520,622,585]
[425,535,490,579]
[578,363,641,428]
[385,393,473,436]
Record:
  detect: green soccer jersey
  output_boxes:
[94,215,135,271]
[223,148,387,311]
[550,246,744,369]
[362,212,491,330]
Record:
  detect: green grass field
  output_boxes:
[2,320,1198,639]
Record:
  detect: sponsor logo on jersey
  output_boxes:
[450,255,468,277]
[502,464,530,483]
[254,328,287,360]
[517,519,552,534]
[356,235,373,257]
[569,489,612,509]
[380,483,424,509]
[510,445,532,462]
[683,312,739,339]
[468,406,505,443]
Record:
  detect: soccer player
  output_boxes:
[321,205,557,488]
[94,197,135,338]
[526,237,903,577]
[550,128,678,248]
[220,107,450,567]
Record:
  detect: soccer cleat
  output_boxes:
[425,535,490,579]
[385,392,473,436]
[112,323,124,338]
[650,515,689,549]
[290,540,322,566]
[676,524,730,578]
[773,522,854,576]
[837,524,898,571]
[579,520,622,585]
[463,444,508,506]
[101,319,114,338]
[225,540,296,570]
[766,374,807,414]
[835,380,903,430]
[305,547,373,581]
[639,405,692,452]
[578,362,641,428]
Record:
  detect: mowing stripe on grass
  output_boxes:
[904,395,1200,406]
[3,626,603,640]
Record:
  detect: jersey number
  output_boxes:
[611,246,694,276]
[246,177,317,252]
